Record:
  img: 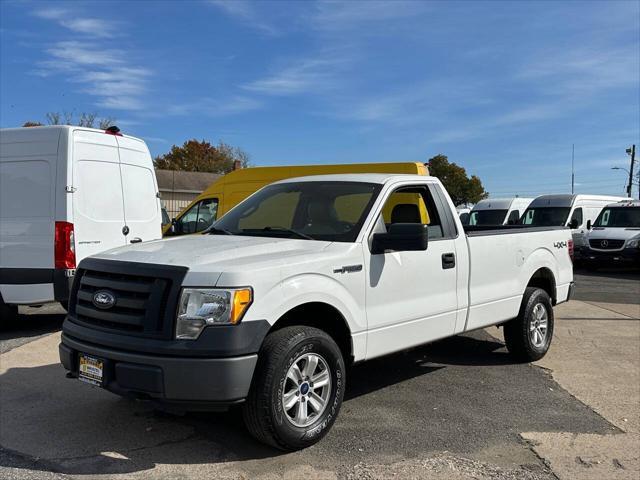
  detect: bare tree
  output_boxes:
[45,112,61,125]
[42,111,117,129]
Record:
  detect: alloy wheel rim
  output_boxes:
[282,353,332,428]
[529,303,549,348]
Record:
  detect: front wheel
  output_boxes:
[504,287,554,362]
[242,326,345,450]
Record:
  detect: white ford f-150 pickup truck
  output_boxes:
[59,174,574,450]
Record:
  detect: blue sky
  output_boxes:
[1,0,639,198]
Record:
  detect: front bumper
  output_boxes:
[60,333,258,409]
[584,248,640,266]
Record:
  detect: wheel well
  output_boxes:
[270,302,353,364]
[527,268,556,304]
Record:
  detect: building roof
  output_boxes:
[155,169,221,193]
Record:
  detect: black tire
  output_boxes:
[0,295,18,323]
[504,287,554,362]
[242,326,345,450]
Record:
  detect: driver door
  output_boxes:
[364,184,459,359]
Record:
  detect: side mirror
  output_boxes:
[586,220,592,230]
[371,223,428,255]
[569,218,579,229]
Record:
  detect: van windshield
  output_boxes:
[521,207,571,226]
[594,207,640,228]
[210,181,382,242]
[469,209,507,226]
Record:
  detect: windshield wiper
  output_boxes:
[262,226,315,240]
[208,226,234,235]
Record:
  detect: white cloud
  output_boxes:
[166,96,262,117]
[36,41,151,111]
[207,0,278,35]
[311,0,430,31]
[243,57,345,95]
[33,8,118,38]
[518,45,639,95]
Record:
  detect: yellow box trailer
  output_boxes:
[164,162,428,236]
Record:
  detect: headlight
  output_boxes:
[176,288,252,340]
[625,238,640,249]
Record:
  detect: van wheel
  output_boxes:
[242,326,345,450]
[0,296,18,323]
[504,287,554,362]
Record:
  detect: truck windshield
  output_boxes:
[210,181,382,242]
[520,207,571,227]
[469,209,508,226]
[594,207,640,228]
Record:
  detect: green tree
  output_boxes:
[154,139,250,173]
[427,154,488,205]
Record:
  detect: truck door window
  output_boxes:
[177,198,219,234]
[380,186,444,239]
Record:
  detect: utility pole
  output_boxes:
[626,144,636,198]
[571,144,575,194]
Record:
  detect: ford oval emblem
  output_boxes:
[92,290,116,309]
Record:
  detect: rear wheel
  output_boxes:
[504,287,554,362]
[0,295,18,323]
[242,326,345,450]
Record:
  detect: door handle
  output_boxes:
[442,252,456,269]
[130,237,142,244]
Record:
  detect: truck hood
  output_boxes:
[92,234,332,273]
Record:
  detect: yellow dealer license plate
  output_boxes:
[78,354,104,387]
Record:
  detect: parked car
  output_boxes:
[469,197,533,226]
[584,200,640,268]
[520,194,625,261]
[59,173,574,450]
[163,162,429,236]
[0,126,162,319]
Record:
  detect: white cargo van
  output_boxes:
[0,126,162,317]
[469,197,533,226]
[584,200,640,268]
[521,194,626,260]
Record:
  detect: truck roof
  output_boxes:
[275,173,435,185]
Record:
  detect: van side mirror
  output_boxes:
[371,223,428,255]
[586,220,592,230]
[569,218,579,229]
